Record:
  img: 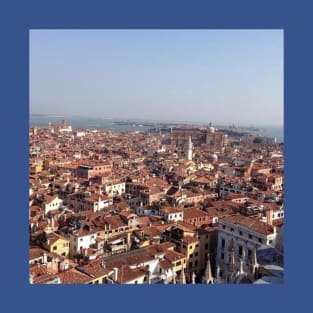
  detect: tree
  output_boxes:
[253,137,263,144]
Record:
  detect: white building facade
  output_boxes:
[216,215,278,282]
[103,181,126,197]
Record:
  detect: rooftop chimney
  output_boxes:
[84,248,88,258]
[266,209,273,225]
[29,273,34,284]
[43,252,48,264]
[113,267,119,282]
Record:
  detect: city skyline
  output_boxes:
[29,119,284,285]
[30,29,283,127]
[29,113,283,129]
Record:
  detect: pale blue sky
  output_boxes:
[30,29,283,127]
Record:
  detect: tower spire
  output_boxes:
[172,268,176,284]
[202,253,214,284]
[239,258,245,275]
[185,136,193,161]
[179,268,186,284]
[191,272,196,284]
[227,238,236,283]
[251,247,259,277]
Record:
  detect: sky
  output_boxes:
[30,29,283,127]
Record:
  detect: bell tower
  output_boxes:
[185,136,193,161]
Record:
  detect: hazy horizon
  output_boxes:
[30,29,283,127]
[29,112,282,129]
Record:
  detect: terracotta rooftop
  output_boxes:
[183,207,208,218]
[29,247,47,260]
[220,215,275,236]
[161,206,183,214]
[77,258,110,278]
[116,265,147,284]
[57,268,91,284]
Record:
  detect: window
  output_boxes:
[230,228,234,232]
[238,245,243,257]
[258,238,263,243]
[189,254,193,259]
[195,252,198,257]
[94,280,99,284]
[80,238,83,242]
[176,261,182,266]
[222,225,226,229]
[205,243,209,250]
[269,240,273,244]
[134,281,138,284]
[189,245,193,250]
[189,262,193,268]
[53,246,57,251]
[195,260,198,267]
[248,249,252,259]
[239,231,243,236]
[248,234,252,239]
[195,244,199,248]
[221,253,224,260]
[221,238,225,249]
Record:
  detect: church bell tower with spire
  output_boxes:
[185,136,193,161]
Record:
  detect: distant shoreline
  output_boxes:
[30,114,282,129]
[29,115,283,143]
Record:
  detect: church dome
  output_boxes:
[209,126,215,133]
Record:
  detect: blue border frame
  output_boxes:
[1,0,312,312]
